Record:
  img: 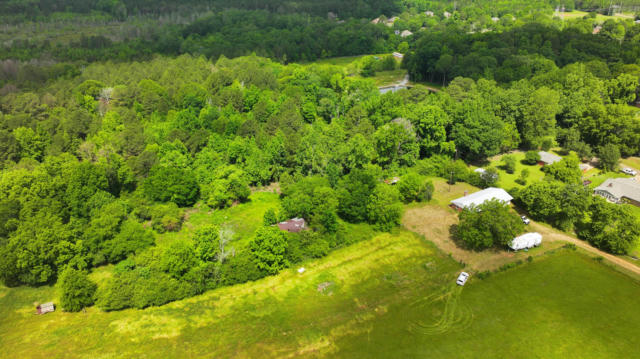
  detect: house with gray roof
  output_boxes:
[538,151,562,166]
[594,178,640,206]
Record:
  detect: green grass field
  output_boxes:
[155,191,279,250]
[560,10,635,22]
[2,233,639,358]
[620,157,640,170]
[334,250,640,358]
[482,151,546,190]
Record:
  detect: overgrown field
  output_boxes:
[1,231,639,358]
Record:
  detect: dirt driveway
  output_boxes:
[529,222,640,276]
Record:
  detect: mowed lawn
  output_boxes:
[333,250,640,358]
[482,151,546,189]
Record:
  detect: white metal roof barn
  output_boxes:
[450,187,513,210]
[510,232,542,251]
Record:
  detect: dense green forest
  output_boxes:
[1,0,640,312]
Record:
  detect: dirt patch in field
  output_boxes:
[402,205,562,271]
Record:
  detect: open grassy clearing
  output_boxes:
[480,151,546,190]
[369,69,407,87]
[154,191,279,250]
[302,54,409,87]
[3,241,639,358]
[333,250,640,358]
[0,231,460,358]
[560,10,634,21]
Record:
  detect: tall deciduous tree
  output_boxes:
[521,87,560,149]
[250,226,289,275]
[59,267,97,312]
[456,199,524,250]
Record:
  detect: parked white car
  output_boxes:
[622,168,638,176]
[456,272,469,286]
[521,215,530,225]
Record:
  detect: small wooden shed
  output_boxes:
[36,302,55,315]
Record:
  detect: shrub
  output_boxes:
[263,208,279,226]
[397,173,434,203]
[542,155,582,184]
[523,150,540,165]
[502,154,516,174]
[59,267,97,312]
[515,168,529,186]
[150,203,184,233]
[480,167,499,187]
[250,226,289,275]
[367,184,403,231]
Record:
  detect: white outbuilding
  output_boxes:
[510,232,542,251]
[450,187,513,210]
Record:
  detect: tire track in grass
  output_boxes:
[407,285,473,335]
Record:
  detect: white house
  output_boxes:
[510,232,542,251]
[450,187,513,210]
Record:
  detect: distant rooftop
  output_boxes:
[538,151,562,165]
[277,218,307,232]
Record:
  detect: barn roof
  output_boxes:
[450,187,513,209]
[277,218,307,232]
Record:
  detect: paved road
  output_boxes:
[530,222,640,276]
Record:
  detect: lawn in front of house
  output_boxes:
[482,151,547,190]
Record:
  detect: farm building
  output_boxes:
[277,218,307,232]
[425,11,434,16]
[594,178,640,206]
[36,302,55,315]
[400,30,413,37]
[392,52,404,59]
[384,177,400,185]
[450,187,513,210]
[538,151,562,166]
[510,233,542,251]
[474,168,486,174]
[443,11,452,18]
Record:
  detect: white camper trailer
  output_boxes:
[510,232,542,251]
